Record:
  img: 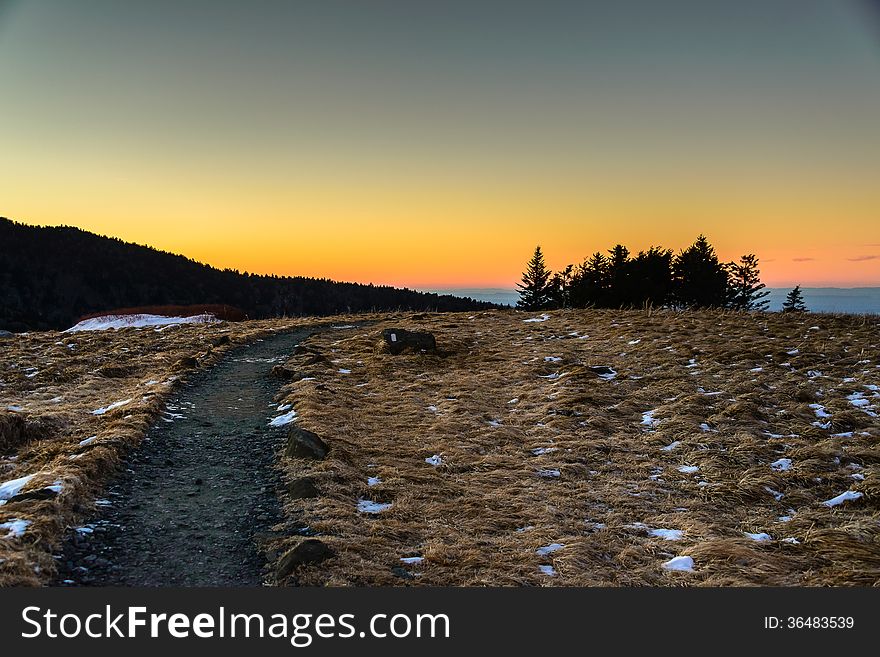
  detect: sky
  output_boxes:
[0,0,879,288]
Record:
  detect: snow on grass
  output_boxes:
[809,403,830,418]
[535,542,564,557]
[426,405,438,412]
[277,403,292,412]
[538,564,557,576]
[627,339,641,345]
[338,368,352,374]
[661,556,694,572]
[486,419,502,427]
[765,486,785,501]
[268,410,297,427]
[538,372,562,380]
[67,313,219,332]
[6,405,24,412]
[0,474,36,504]
[531,447,558,456]
[367,477,381,487]
[660,441,681,452]
[822,490,863,507]
[537,468,561,478]
[677,465,699,474]
[770,458,792,472]
[78,435,97,447]
[91,398,132,415]
[640,410,660,429]
[649,528,684,541]
[595,367,618,381]
[357,499,393,514]
[425,455,443,466]
[523,314,551,323]
[400,556,424,564]
[544,356,562,362]
[1,519,31,539]
[745,532,772,542]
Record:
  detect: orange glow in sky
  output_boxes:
[1,1,878,288]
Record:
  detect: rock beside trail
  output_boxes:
[382,328,437,355]
[276,539,334,578]
[270,365,304,381]
[286,477,320,499]
[285,428,328,460]
[174,356,199,370]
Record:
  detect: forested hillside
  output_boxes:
[0,218,494,330]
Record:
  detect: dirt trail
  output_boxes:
[56,328,315,586]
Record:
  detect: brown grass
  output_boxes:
[0,316,331,586]
[269,309,880,586]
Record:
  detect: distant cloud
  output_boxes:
[847,255,879,262]
[792,257,815,262]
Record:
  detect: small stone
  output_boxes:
[276,539,333,578]
[285,428,329,460]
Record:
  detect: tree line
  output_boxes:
[517,235,807,312]
[0,218,495,331]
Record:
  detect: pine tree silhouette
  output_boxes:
[727,254,770,310]
[782,285,808,312]
[517,246,553,310]
[672,235,729,308]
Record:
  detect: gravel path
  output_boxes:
[56,328,315,586]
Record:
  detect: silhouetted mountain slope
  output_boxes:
[0,218,495,331]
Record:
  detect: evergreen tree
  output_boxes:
[607,244,632,306]
[629,247,674,307]
[727,254,770,311]
[517,245,553,310]
[570,251,610,307]
[782,285,808,312]
[549,264,574,309]
[672,235,729,308]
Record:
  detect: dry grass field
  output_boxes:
[272,309,880,586]
[2,309,878,587]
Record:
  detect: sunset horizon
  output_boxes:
[2,0,879,290]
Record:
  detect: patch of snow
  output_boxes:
[400,556,424,564]
[649,528,684,541]
[660,441,681,452]
[425,455,443,466]
[486,419,502,427]
[770,458,792,472]
[277,403,292,412]
[524,314,551,323]
[662,556,694,572]
[628,339,641,345]
[641,410,659,428]
[538,565,557,576]
[1,519,31,539]
[92,399,132,415]
[531,447,558,456]
[507,398,519,404]
[367,477,381,487]
[0,474,36,504]
[6,405,24,412]
[544,356,562,362]
[745,532,772,542]
[535,542,564,556]
[809,403,830,418]
[678,465,699,474]
[822,490,863,507]
[749,367,763,373]
[268,410,297,427]
[426,405,438,412]
[765,486,785,501]
[67,313,219,332]
[338,368,351,374]
[537,468,561,478]
[782,537,800,545]
[357,499,392,514]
